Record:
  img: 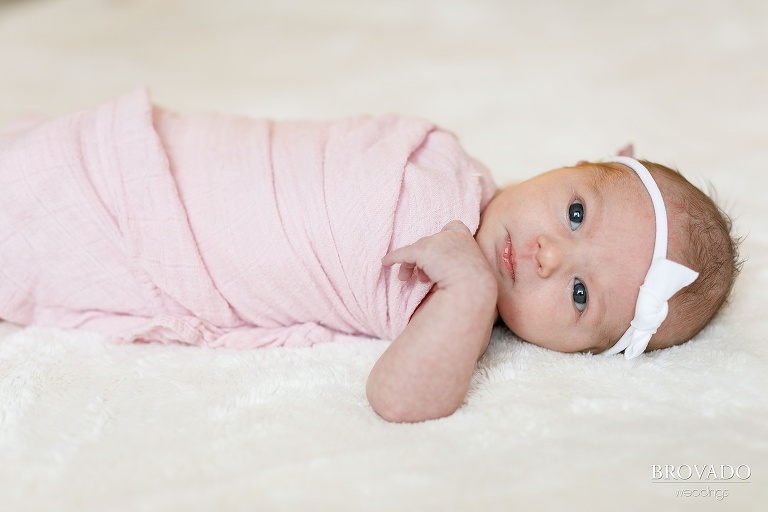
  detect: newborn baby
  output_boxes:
[0,90,740,422]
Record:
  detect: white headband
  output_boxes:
[602,157,699,359]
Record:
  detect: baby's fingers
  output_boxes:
[382,244,432,282]
[381,245,413,268]
[397,263,431,283]
[398,262,416,281]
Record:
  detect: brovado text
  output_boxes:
[652,464,751,481]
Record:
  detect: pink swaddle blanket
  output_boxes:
[0,89,495,348]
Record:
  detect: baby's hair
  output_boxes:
[592,160,743,351]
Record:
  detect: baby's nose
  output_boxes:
[535,234,564,278]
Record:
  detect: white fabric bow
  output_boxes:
[602,157,699,359]
[602,258,699,358]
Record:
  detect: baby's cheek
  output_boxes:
[499,291,563,345]
[496,295,530,337]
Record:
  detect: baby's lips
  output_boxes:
[501,234,516,282]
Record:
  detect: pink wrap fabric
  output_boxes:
[0,89,495,348]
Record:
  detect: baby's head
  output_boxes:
[474,157,741,356]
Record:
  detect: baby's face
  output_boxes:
[475,165,655,353]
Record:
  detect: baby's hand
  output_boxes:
[382,220,495,292]
[371,221,498,422]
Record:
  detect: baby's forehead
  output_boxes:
[579,162,636,189]
[584,163,658,342]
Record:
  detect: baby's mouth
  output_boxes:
[501,234,516,282]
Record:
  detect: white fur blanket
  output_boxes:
[1,1,766,511]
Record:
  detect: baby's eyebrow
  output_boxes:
[585,182,605,230]
[591,280,616,349]
[576,267,606,336]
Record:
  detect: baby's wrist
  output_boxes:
[450,270,497,309]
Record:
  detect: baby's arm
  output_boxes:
[366,221,498,423]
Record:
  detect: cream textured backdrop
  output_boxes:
[1,1,766,511]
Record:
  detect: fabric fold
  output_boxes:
[0,89,495,348]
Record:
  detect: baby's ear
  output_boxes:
[617,143,634,157]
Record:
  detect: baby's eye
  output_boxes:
[569,199,584,230]
[573,278,587,312]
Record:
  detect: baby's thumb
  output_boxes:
[441,220,471,235]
